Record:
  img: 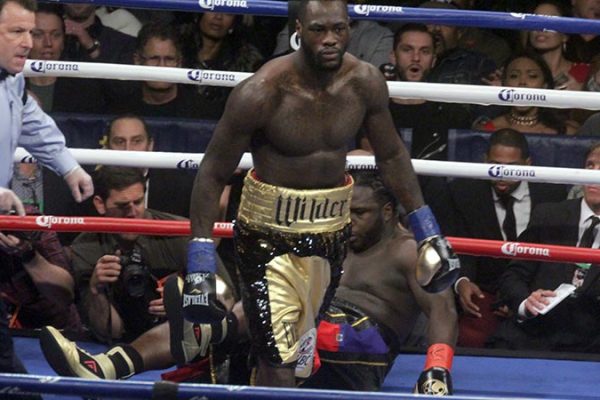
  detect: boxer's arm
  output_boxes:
[362,65,459,292]
[406,252,457,396]
[185,77,265,323]
[361,63,423,212]
[190,78,265,238]
[408,261,458,346]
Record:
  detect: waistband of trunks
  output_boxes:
[237,169,353,234]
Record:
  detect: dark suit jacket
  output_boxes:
[449,179,567,293]
[493,199,600,352]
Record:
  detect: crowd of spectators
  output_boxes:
[6,0,600,392]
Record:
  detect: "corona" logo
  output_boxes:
[353,4,403,16]
[198,0,248,11]
[488,165,536,178]
[177,159,200,170]
[35,215,84,228]
[501,242,551,257]
[498,89,547,103]
[187,70,236,83]
[29,61,79,74]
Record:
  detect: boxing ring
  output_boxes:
[9,335,600,399]
[5,0,600,398]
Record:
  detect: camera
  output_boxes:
[3,230,41,242]
[119,249,150,298]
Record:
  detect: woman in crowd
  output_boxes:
[181,12,264,116]
[526,0,590,91]
[474,51,578,135]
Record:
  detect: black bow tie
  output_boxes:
[0,69,9,81]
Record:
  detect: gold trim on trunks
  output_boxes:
[238,170,353,234]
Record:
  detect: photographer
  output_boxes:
[0,205,81,332]
[70,167,219,343]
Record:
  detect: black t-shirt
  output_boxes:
[110,84,222,119]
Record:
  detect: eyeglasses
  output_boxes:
[139,55,179,67]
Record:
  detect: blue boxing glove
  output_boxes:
[182,238,226,324]
[408,206,460,293]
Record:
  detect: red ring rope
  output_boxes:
[0,215,597,265]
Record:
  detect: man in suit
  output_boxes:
[491,142,600,352]
[450,128,567,347]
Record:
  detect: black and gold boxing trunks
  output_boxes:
[234,170,353,376]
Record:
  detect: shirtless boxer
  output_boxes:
[183,0,460,386]
[302,169,458,394]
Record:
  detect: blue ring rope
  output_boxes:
[0,373,541,400]
[43,0,600,34]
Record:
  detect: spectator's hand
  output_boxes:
[457,279,484,318]
[64,19,94,48]
[492,304,512,318]
[0,187,25,216]
[148,289,165,317]
[90,254,122,295]
[524,289,555,318]
[0,231,31,256]
[64,166,93,203]
[481,68,502,86]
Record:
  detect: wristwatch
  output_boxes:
[86,39,100,55]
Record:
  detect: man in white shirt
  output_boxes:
[449,128,566,347]
[491,142,600,352]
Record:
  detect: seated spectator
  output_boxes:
[572,54,600,125]
[44,114,197,246]
[26,4,108,113]
[565,0,600,63]
[110,21,216,119]
[450,129,567,348]
[421,1,497,86]
[0,205,81,333]
[62,3,137,105]
[527,0,590,91]
[62,3,135,64]
[181,12,264,117]
[420,0,498,120]
[65,167,234,344]
[490,142,600,352]
[102,114,197,218]
[372,23,471,161]
[474,51,578,135]
[454,1,512,67]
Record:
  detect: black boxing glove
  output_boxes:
[408,206,460,293]
[414,344,453,395]
[182,238,226,324]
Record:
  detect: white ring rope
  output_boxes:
[23,60,600,110]
[13,148,600,186]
